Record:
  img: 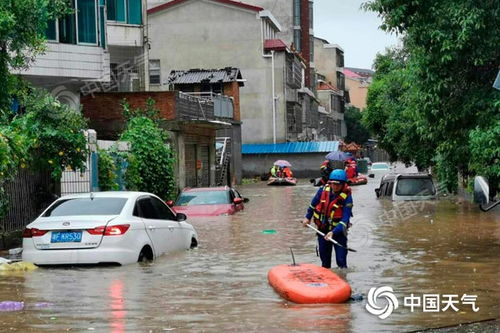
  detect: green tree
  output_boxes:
[1,88,88,218]
[0,0,69,115]
[363,48,436,169]
[469,119,500,195]
[363,0,500,191]
[119,99,176,199]
[97,149,118,191]
[10,88,88,179]
[344,106,370,145]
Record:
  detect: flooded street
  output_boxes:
[1,171,499,332]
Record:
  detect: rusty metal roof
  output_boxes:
[168,68,244,86]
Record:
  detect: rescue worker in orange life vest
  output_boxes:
[302,169,353,268]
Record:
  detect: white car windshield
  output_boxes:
[43,198,128,216]
[176,191,229,206]
[372,164,389,170]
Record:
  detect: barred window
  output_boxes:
[149,60,161,85]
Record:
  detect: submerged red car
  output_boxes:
[169,187,249,217]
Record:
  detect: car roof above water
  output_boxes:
[381,173,433,182]
[59,191,153,200]
[181,186,230,192]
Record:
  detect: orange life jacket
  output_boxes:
[313,184,351,232]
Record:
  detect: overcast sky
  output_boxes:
[314,0,400,69]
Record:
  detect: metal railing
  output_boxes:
[176,91,233,120]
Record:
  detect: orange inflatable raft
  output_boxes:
[347,175,368,186]
[267,177,297,186]
[268,263,351,304]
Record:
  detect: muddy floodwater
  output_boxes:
[1,168,499,332]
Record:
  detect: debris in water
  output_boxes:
[0,261,38,271]
[8,248,22,255]
[0,301,24,312]
[34,302,52,308]
[262,229,277,234]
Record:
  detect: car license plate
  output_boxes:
[51,231,82,243]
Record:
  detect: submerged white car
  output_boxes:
[22,192,198,265]
[368,162,392,177]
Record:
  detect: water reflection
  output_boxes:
[109,279,125,333]
[0,175,498,332]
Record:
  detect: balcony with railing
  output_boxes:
[177,92,234,120]
[286,54,303,89]
[82,90,236,138]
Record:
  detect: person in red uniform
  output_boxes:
[283,166,293,178]
[345,158,358,180]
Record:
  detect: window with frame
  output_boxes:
[386,182,394,196]
[149,60,161,85]
[150,197,177,221]
[44,0,100,46]
[107,0,142,24]
[293,0,301,26]
[77,0,98,44]
[46,20,57,41]
[135,197,159,219]
[337,72,345,91]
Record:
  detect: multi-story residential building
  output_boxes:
[344,67,374,110]
[239,0,323,142]
[147,0,310,144]
[242,0,315,89]
[314,37,346,140]
[106,0,149,92]
[18,0,110,110]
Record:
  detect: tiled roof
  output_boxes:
[317,82,341,93]
[343,68,363,79]
[168,68,243,85]
[148,0,263,15]
[264,39,287,51]
[242,141,340,154]
[345,67,375,78]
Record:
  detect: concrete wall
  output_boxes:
[317,90,331,113]
[148,1,287,144]
[82,91,219,192]
[314,38,338,86]
[242,153,326,178]
[19,43,109,81]
[242,0,293,45]
[81,91,177,138]
[107,24,144,47]
[107,0,149,91]
[148,0,294,46]
[346,77,369,110]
